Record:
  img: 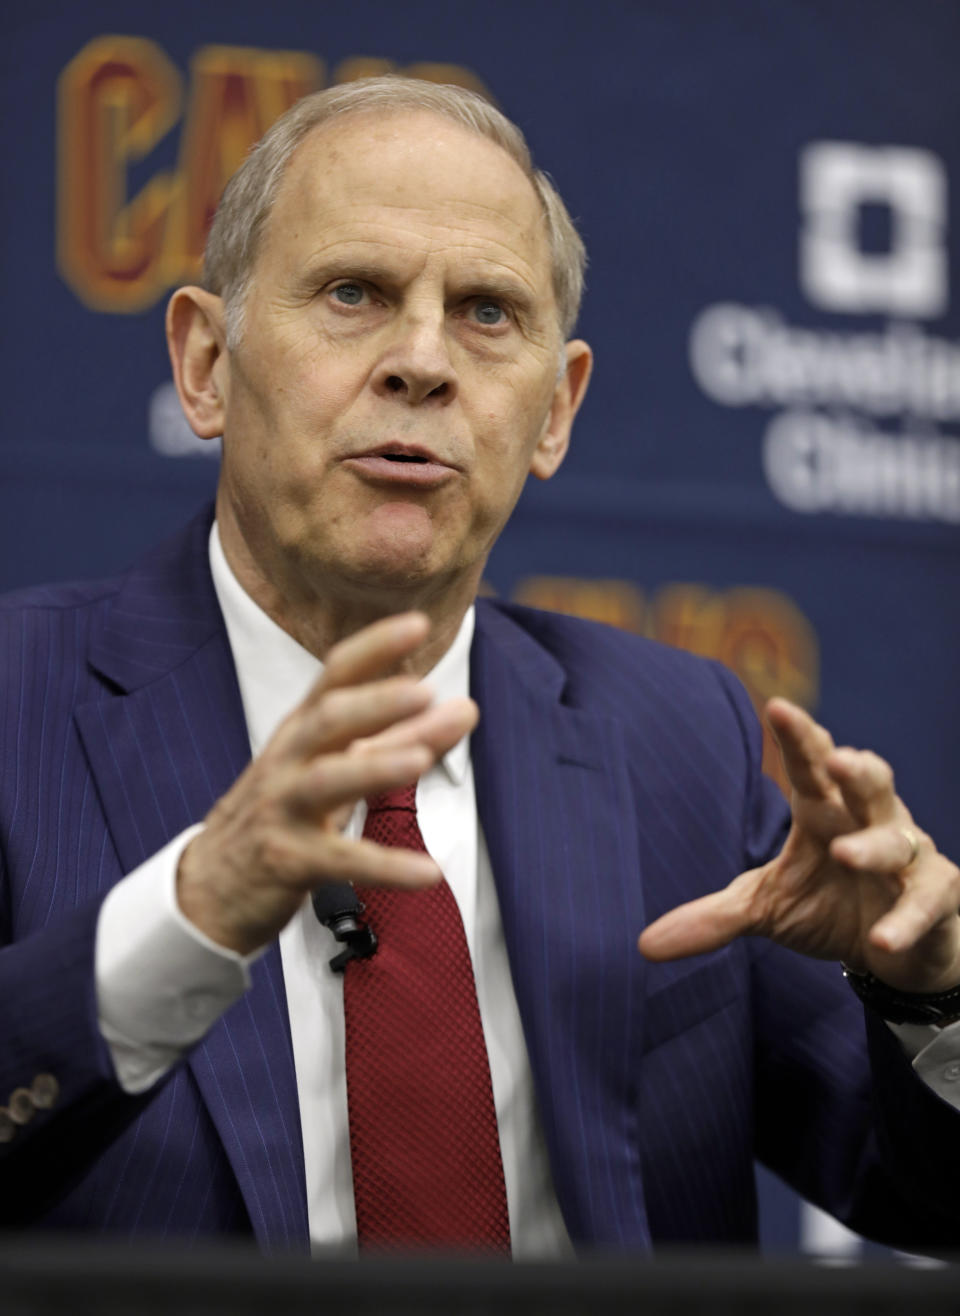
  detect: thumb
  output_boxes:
[637,871,759,961]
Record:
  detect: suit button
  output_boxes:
[8,1089,34,1124]
[0,1109,15,1143]
[30,1074,59,1110]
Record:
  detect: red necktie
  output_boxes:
[343,783,511,1253]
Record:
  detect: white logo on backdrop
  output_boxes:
[149,381,221,458]
[800,142,948,318]
[688,141,959,522]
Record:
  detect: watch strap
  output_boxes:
[842,964,960,1026]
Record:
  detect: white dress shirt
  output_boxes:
[96,523,572,1258]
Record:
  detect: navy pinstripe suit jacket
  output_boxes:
[2,506,959,1250]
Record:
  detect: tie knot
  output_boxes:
[365,783,418,816]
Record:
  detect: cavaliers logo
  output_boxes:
[512,576,818,794]
[57,37,489,311]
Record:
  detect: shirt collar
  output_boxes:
[208,522,473,785]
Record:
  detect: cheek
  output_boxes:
[473,366,551,434]
[232,360,356,470]
[251,319,366,418]
[477,393,552,473]
[507,361,558,430]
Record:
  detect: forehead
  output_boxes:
[259,109,553,291]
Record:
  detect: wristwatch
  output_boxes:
[842,965,960,1026]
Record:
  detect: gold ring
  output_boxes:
[899,826,920,869]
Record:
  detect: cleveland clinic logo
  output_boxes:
[800,141,947,318]
[689,141,960,522]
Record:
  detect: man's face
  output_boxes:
[207,110,589,616]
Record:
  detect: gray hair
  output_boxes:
[202,76,586,345]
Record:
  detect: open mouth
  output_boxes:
[344,448,456,487]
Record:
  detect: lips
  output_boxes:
[342,443,459,488]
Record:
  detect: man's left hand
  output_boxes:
[638,698,960,994]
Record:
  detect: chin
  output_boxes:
[352,552,441,592]
[328,531,435,588]
[346,509,446,581]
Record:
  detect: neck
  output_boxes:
[215,508,481,678]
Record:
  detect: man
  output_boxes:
[3,77,960,1254]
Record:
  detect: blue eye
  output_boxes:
[473,300,505,325]
[332,283,365,305]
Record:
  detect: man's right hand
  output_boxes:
[176,612,477,955]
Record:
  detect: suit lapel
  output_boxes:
[74,510,309,1251]
[471,603,650,1250]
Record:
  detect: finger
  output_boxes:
[824,747,897,829]
[351,697,479,759]
[867,852,960,955]
[765,698,837,800]
[318,612,430,694]
[830,819,925,874]
[309,830,442,890]
[328,801,353,833]
[288,744,434,817]
[282,678,434,760]
[637,877,757,961]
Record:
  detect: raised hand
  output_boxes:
[638,698,960,993]
[177,612,477,955]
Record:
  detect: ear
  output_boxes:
[529,339,593,480]
[165,286,229,440]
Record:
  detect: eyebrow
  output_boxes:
[461,276,538,317]
[293,257,393,295]
[293,254,543,319]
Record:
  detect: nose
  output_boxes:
[373,312,457,407]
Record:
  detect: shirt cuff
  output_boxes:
[891,1018,960,1107]
[95,825,256,1094]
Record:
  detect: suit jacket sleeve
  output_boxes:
[0,883,162,1222]
[0,583,179,1222]
[710,662,960,1249]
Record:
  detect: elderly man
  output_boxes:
[3,77,960,1256]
